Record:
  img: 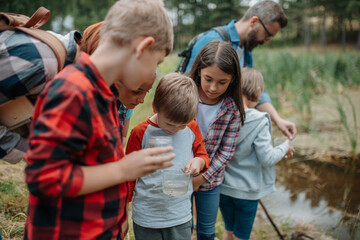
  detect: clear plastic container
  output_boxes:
[149,136,172,156]
[162,169,190,196]
[273,137,295,147]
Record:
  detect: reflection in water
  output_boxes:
[261,159,360,240]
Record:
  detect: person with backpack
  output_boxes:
[0,7,81,164]
[180,0,297,142]
[23,0,175,239]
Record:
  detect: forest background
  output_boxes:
[1,0,360,239]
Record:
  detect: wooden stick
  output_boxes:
[259,199,285,240]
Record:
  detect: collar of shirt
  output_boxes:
[226,20,241,48]
[76,52,117,104]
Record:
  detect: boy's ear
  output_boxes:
[152,102,158,113]
[135,36,155,59]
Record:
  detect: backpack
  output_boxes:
[176,26,230,73]
[0,7,66,72]
[0,7,80,129]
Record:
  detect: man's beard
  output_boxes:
[245,29,264,51]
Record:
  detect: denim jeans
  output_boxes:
[219,194,258,240]
[193,186,220,240]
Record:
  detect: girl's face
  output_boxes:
[199,65,233,104]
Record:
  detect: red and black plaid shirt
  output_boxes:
[24,53,128,240]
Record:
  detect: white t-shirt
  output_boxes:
[196,98,224,138]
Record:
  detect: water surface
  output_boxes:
[261,160,360,239]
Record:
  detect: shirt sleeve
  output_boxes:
[188,120,210,172]
[257,89,272,106]
[0,125,20,158]
[125,108,135,121]
[202,110,241,183]
[125,122,147,201]
[25,86,90,198]
[253,119,289,167]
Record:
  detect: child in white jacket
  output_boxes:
[219,67,295,240]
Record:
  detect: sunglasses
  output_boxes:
[258,17,273,40]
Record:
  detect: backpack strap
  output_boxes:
[176,31,206,73]
[17,27,66,72]
[212,26,230,42]
[176,26,230,73]
[0,7,66,72]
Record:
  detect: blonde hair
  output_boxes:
[153,73,199,124]
[241,67,265,102]
[100,0,173,56]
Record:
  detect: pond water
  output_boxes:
[261,159,360,239]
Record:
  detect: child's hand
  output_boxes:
[182,157,205,176]
[192,175,207,192]
[120,147,175,181]
[284,139,295,159]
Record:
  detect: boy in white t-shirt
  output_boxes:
[126,73,210,240]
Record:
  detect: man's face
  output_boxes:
[246,20,281,51]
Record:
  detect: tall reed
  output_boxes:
[335,94,358,162]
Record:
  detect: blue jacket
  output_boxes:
[185,20,271,105]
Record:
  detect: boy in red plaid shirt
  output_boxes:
[24,1,174,239]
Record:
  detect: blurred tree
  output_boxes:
[282,0,359,50]
[0,0,114,33]
[1,0,359,50]
[166,0,244,50]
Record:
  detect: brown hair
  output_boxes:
[153,73,199,124]
[100,0,173,56]
[241,67,264,102]
[80,21,103,55]
[242,0,288,28]
[187,40,245,125]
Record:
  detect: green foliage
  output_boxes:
[253,49,360,117]
[0,0,116,32]
[0,175,28,239]
[335,94,358,160]
[1,0,358,49]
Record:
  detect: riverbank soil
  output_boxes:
[251,87,360,239]
[276,87,360,163]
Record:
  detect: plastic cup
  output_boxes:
[162,169,190,196]
[273,137,295,147]
[149,136,172,148]
[149,136,172,156]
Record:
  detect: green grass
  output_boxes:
[336,93,358,162]
[0,161,28,240]
[130,48,360,133]
[252,48,360,120]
